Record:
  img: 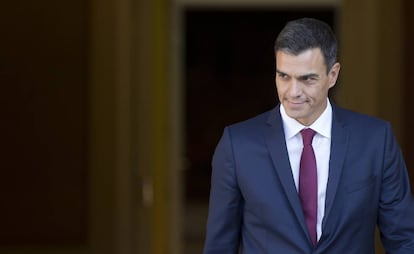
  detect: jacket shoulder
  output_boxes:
[226,108,276,134]
[333,105,390,129]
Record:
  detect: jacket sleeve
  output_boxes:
[378,123,414,253]
[203,127,242,254]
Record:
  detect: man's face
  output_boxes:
[275,48,340,126]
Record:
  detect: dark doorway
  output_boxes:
[182,8,336,253]
[184,8,336,202]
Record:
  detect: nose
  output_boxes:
[287,79,302,97]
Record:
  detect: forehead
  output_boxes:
[276,48,326,75]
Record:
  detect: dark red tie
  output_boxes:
[299,128,317,247]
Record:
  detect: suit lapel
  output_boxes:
[322,106,349,229]
[264,106,309,238]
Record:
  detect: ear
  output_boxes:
[328,62,340,88]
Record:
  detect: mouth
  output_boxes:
[286,100,306,106]
[283,100,307,111]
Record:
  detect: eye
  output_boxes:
[300,75,318,84]
[277,72,289,80]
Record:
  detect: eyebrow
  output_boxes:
[276,69,287,75]
[298,73,320,80]
[276,69,320,80]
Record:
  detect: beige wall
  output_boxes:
[338,0,404,143]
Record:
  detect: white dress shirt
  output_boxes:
[279,99,332,241]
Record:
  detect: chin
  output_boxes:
[285,104,305,114]
[284,110,302,119]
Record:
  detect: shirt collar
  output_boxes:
[280,99,332,139]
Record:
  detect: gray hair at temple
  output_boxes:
[274,18,338,73]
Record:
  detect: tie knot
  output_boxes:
[301,128,316,146]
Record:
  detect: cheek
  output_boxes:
[275,82,286,94]
[307,84,329,97]
[276,86,285,100]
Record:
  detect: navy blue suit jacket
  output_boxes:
[203,104,414,254]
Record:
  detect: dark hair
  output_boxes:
[274,18,338,72]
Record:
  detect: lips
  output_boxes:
[287,100,306,106]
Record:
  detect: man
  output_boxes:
[203,18,414,253]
